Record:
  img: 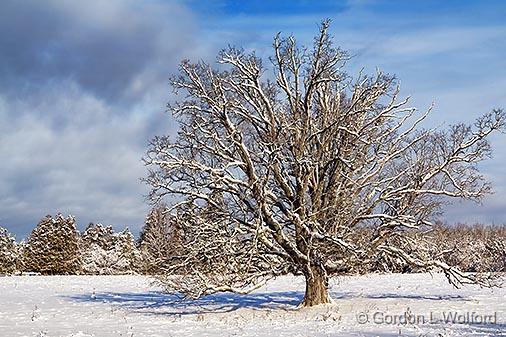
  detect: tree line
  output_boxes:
[0,204,180,275]
[1,204,504,276]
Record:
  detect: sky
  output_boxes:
[0,0,505,239]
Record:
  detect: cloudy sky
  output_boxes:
[1,0,505,238]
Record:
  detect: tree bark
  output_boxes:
[300,266,332,307]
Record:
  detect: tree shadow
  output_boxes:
[465,321,506,335]
[334,292,467,301]
[64,289,468,316]
[65,290,304,315]
[382,321,506,336]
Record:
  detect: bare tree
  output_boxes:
[139,203,183,274]
[430,223,506,273]
[144,21,505,307]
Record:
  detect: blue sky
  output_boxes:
[0,0,505,238]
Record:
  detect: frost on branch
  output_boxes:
[144,20,505,306]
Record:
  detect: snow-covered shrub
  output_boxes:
[433,224,506,273]
[0,227,20,275]
[353,223,506,274]
[23,214,81,274]
[80,224,140,275]
[138,204,183,274]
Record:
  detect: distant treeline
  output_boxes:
[0,206,505,275]
[358,223,506,274]
[0,205,181,275]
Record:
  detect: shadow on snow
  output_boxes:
[64,288,506,334]
[64,289,468,315]
[65,290,303,315]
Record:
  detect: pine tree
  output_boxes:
[81,222,115,249]
[0,227,20,275]
[113,228,141,274]
[80,223,116,274]
[23,214,81,274]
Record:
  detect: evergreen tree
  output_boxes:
[0,227,20,275]
[81,224,140,274]
[81,223,115,251]
[113,228,141,274]
[23,214,81,274]
[80,223,115,274]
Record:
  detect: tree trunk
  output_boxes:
[300,266,332,307]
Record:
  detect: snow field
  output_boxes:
[0,273,504,337]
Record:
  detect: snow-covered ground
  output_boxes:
[0,273,504,337]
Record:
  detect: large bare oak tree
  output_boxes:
[145,21,505,307]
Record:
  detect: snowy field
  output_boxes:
[0,273,504,337]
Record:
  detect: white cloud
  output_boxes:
[1,0,505,237]
[0,82,159,234]
[0,0,200,236]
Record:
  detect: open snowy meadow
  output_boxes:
[0,273,504,337]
